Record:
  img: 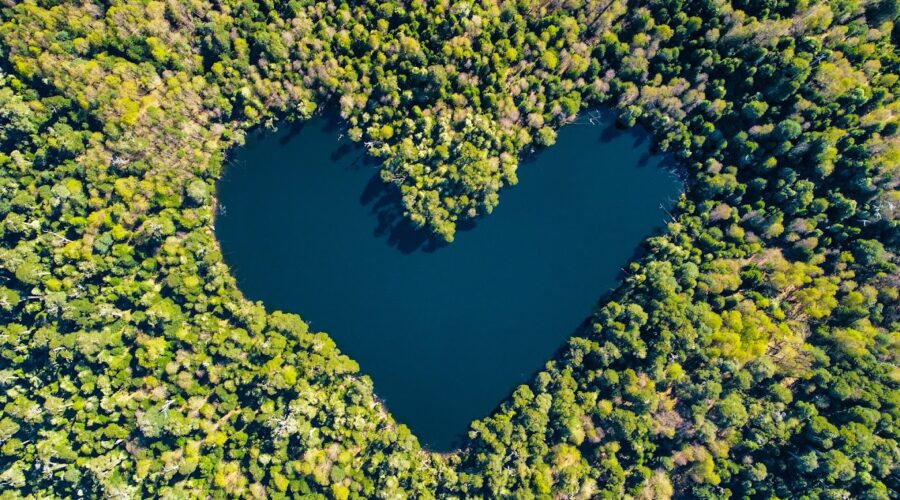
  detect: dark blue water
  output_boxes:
[216,111,680,450]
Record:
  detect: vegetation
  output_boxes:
[0,0,897,497]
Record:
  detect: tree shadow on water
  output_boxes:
[358,174,451,254]
[277,120,308,145]
[596,116,649,149]
[637,152,653,168]
[598,119,628,143]
[330,142,357,163]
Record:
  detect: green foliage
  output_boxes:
[0,0,896,497]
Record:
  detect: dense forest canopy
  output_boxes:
[0,0,897,498]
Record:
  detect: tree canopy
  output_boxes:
[0,0,897,497]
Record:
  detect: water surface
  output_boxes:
[216,111,680,450]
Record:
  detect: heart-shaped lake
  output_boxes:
[215,111,681,450]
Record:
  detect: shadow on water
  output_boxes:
[599,120,628,143]
[277,120,308,145]
[598,119,649,149]
[298,111,454,254]
[518,107,649,167]
[358,174,453,254]
[330,143,357,163]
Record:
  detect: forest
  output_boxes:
[0,0,897,498]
